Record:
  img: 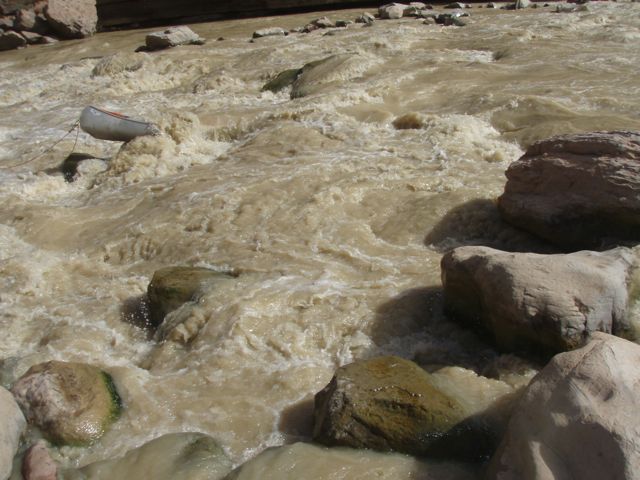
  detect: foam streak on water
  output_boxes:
[0,2,639,476]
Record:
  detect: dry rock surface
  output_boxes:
[487,333,640,480]
[441,246,638,356]
[498,131,640,249]
[44,0,95,38]
[11,361,122,446]
[0,386,26,480]
[22,441,57,480]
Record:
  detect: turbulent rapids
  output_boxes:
[1,2,640,478]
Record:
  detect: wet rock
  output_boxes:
[335,19,352,27]
[355,12,375,24]
[147,266,235,327]
[379,3,407,19]
[91,52,147,77]
[145,25,204,51]
[0,386,26,480]
[0,29,25,50]
[497,131,640,249]
[423,16,437,24]
[514,0,530,8]
[311,16,334,28]
[252,27,287,38]
[20,30,54,44]
[64,433,232,480]
[441,246,638,356]
[486,2,496,7]
[435,12,468,26]
[313,356,502,459]
[487,333,640,480]
[22,440,57,480]
[261,68,302,93]
[45,0,97,39]
[11,361,122,446]
[224,442,478,480]
[290,54,359,99]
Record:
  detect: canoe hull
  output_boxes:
[80,106,159,142]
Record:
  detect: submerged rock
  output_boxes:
[147,266,236,327]
[498,131,640,250]
[487,333,640,480]
[145,25,204,51]
[11,361,122,446]
[0,386,26,480]
[61,433,232,480]
[313,356,506,460]
[441,246,638,356]
[224,442,478,480]
[45,0,96,39]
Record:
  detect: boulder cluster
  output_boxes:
[0,0,96,51]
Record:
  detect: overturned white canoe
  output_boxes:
[79,106,160,142]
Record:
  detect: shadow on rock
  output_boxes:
[424,198,560,254]
[278,396,315,443]
[372,287,497,373]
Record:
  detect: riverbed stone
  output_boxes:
[0,386,26,480]
[145,25,204,50]
[498,131,640,250]
[11,361,122,446]
[261,68,302,93]
[487,333,640,480]
[441,246,638,356]
[355,12,375,24]
[313,356,500,459]
[290,54,359,99]
[252,27,287,38]
[0,29,25,50]
[22,440,57,480]
[44,0,97,39]
[147,266,235,327]
[63,433,232,480]
[311,16,334,28]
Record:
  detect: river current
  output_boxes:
[1,2,639,478]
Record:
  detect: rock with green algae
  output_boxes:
[313,356,500,460]
[59,433,232,480]
[147,266,236,327]
[11,361,122,446]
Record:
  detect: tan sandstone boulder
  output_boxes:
[44,0,96,39]
[498,131,640,250]
[441,246,638,356]
[487,333,640,480]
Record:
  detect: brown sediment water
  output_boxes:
[0,3,639,476]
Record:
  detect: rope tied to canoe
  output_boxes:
[0,120,80,170]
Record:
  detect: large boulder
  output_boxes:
[487,333,640,480]
[44,0,96,39]
[11,361,122,446]
[498,131,640,250]
[441,246,638,356]
[61,433,232,480]
[147,266,236,327]
[224,442,478,480]
[379,3,408,19]
[145,26,204,51]
[0,386,26,480]
[313,356,509,460]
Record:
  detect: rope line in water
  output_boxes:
[0,120,81,170]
